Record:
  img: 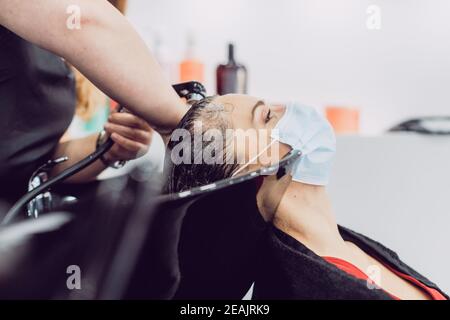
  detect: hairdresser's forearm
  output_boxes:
[51,134,107,183]
[0,0,185,135]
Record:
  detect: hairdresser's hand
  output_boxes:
[103,112,153,163]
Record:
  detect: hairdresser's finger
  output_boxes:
[107,145,136,161]
[109,112,151,130]
[104,122,152,145]
[111,132,149,156]
[108,140,145,161]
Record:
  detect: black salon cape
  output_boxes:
[252,225,449,300]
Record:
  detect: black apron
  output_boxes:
[0,26,76,204]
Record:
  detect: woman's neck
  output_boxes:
[273,182,346,255]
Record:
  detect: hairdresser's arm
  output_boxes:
[0,0,185,136]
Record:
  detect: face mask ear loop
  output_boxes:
[232,139,277,177]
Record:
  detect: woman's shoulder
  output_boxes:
[261,224,448,299]
[338,225,446,294]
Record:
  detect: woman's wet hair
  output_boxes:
[165,97,239,193]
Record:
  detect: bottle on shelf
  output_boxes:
[216,43,248,95]
[179,33,204,83]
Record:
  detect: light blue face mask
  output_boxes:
[270,102,336,186]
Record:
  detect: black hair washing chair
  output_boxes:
[0,82,301,299]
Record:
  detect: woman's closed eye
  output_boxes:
[265,109,273,123]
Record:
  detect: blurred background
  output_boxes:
[125,0,450,135]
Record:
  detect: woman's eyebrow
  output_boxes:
[251,100,265,119]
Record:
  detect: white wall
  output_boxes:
[328,134,450,294]
[127,0,450,135]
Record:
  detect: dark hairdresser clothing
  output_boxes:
[252,225,449,300]
[0,26,76,203]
